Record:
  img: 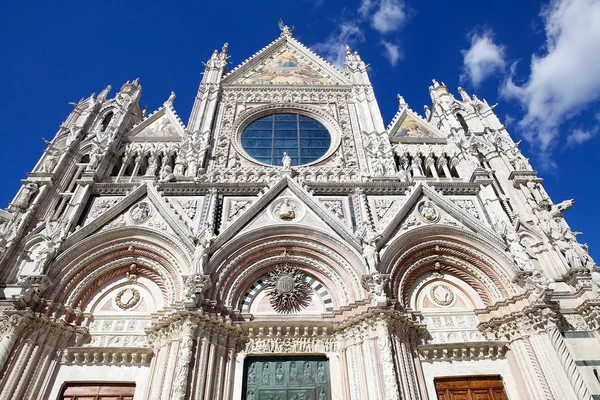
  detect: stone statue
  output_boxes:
[228,154,239,168]
[40,153,58,173]
[556,238,584,269]
[173,155,185,176]
[146,155,158,176]
[159,165,175,182]
[525,270,551,295]
[506,230,533,270]
[362,231,381,274]
[282,152,292,170]
[12,183,38,211]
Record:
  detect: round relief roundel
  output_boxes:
[240,113,331,167]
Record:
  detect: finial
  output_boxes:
[457,86,470,102]
[142,105,148,118]
[345,45,352,56]
[278,19,294,36]
[432,79,440,88]
[397,94,407,108]
[165,91,176,107]
[133,77,140,85]
[222,42,229,53]
[97,85,112,102]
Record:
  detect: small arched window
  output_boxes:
[456,113,469,133]
[100,112,113,132]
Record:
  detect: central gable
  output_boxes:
[223,36,350,86]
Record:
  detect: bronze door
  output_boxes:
[435,376,508,400]
[243,356,331,400]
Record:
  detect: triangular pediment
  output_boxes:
[222,36,350,86]
[377,183,505,249]
[63,183,195,250]
[212,177,361,252]
[388,107,446,141]
[125,106,185,141]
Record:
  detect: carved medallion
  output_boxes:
[265,264,311,313]
[271,198,304,222]
[429,284,454,306]
[115,287,141,310]
[418,199,439,223]
[130,202,152,223]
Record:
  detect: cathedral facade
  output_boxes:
[1,25,600,400]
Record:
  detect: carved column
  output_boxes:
[376,334,401,400]
[390,323,421,400]
[160,339,180,399]
[202,330,219,398]
[221,334,239,400]
[361,338,384,399]
[508,338,554,400]
[546,326,593,400]
[171,319,199,400]
[0,313,28,373]
[192,329,212,400]
[0,334,37,400]
[145,333,171,399]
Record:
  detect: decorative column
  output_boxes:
[546,325,593,400]
[0,313,29,373]
[192,329,212,400]
[171,318,200,400]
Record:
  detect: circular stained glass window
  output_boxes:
[241,113,331,166]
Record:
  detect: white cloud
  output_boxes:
[566,127,597,146]
[461,31,506,87]
[312,23,364,70]
[501,0,600,152]
[381,40,401,66]
[314,0,408,69]
[366,0,407,33]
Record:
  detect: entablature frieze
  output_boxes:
[241,308,427,354]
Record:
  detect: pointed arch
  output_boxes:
[381,225,520,307]
[47,227,193,309]
[208,225,367,313]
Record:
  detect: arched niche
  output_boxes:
[209,226,366,312]
[382,225,520,307]
[48,227,192,308]
[408,272,486,344]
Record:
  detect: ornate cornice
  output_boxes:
[478,300,560,342]
[418,341,508,361]
[61,347,153,366]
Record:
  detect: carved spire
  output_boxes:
[97,85,112,102]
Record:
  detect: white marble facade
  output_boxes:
[0,24,599,400]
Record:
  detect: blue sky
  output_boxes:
[0,0,598,260]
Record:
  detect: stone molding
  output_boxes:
[61,347,153,366]
[478,300,560,341]
[418,340,508,361]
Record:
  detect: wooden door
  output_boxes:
[60,382,135,400]
[435,376,508,400]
